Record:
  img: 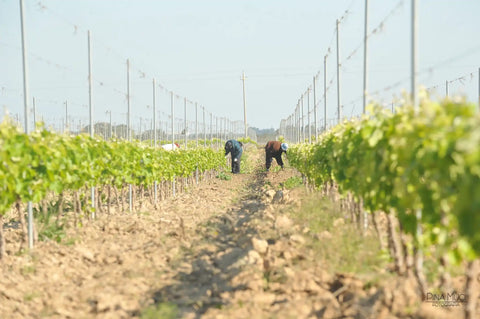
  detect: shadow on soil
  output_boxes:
[140,170,268,318]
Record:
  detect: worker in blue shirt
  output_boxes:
[224,139,243,174]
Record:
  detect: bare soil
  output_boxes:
[0,147,471,318]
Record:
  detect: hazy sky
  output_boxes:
[2,0,480,131]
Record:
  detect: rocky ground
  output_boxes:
[0,147,473,318]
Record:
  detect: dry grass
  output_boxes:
[286,190,391,278]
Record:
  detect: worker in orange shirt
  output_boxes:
[265,141,288,171]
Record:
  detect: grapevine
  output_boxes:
[0,119,227,218]
[288,98,480,264]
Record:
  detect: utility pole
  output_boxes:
[88,32,93,137]
[411,0,418,110]
[88,30,95,219]
[153,78,156,147]
[107,110,112,138]
[215,116,219,147]
[210,112,213,146]
[127,59,131,141]
[19,0,34,249]
[184,97,187,148]
[362,0,369,232]
[202,106,206,147]
[170,92,176,198]
[336,19,342,124]
[411,0,426,296]
[64,100,68,132]
[296,103,300,143]
[324,55,327,132]
[307,88,311,144]
[126,58,132,212]
[195,102,198,147]
[171,91,174,146]
[301,94,304,142]
[363,0,369,114]
[32,97,36,128]
[241,71,247,138]
[313,76,317,141]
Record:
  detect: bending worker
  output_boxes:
[265,141,288,171]
[225,139,243,174]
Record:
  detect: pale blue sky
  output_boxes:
[1,0,480,131]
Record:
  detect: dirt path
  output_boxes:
[0,147,468,319]
[1,164,252,318]
[0,148,268,318]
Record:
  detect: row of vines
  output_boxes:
[288,98,479,314]
[0,120,227,257]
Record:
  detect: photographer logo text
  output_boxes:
[423,292,467,307]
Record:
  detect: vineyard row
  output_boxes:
[288,98,480,265]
